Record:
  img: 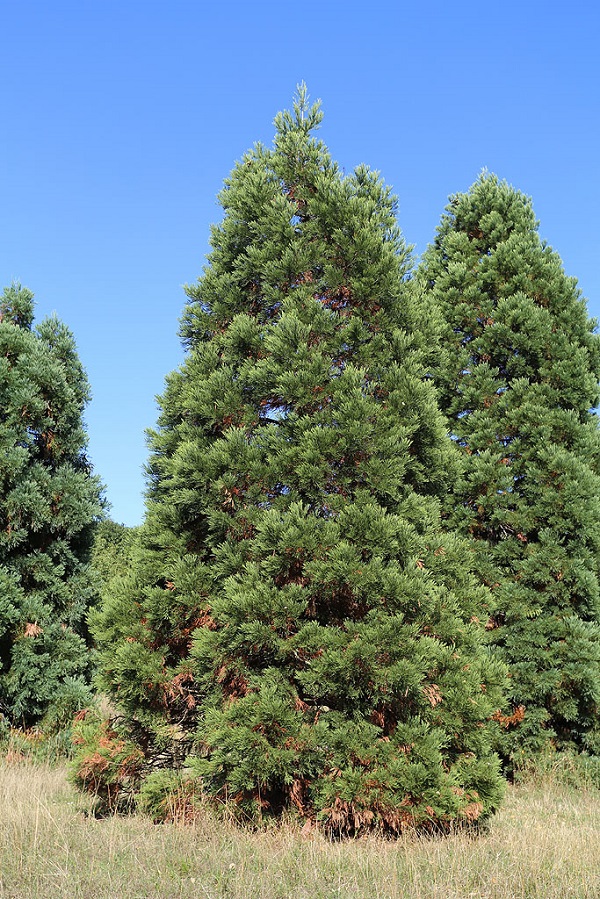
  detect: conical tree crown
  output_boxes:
[419,173,600,758]
[91,93,505,833]
[0,283,34,330]
[0,285,103,729]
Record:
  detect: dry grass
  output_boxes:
[1,757,599,898]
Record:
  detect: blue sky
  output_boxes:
[2,1,599,526]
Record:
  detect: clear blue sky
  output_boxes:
[2,1,598,526]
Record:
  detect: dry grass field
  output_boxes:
[1,756,599,899]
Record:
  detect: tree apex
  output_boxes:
[274,83,323,136]
[0,283,35,330]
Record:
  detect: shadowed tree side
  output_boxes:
[86,90,506,834]
[418,174,600,761]
[0,284,104,732]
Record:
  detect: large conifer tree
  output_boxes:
[89,90,505,833]
[419,174,600,759]
[0,284,103,730]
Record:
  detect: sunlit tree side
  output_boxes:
[419,174,600,760]
[87,91,506,833]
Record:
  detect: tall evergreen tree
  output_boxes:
[89,90,505,833]
[0,284,103,730]
[419,174,600,760]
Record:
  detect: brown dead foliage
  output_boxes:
[193,609,218,631]
[423,683,443,707]
[153,607,217,660]
[294,270,314,285]
[288,777,311,816]
[164,670,197,711]
[369,706,400,737]
[318,285,353,313]
[216,665,249,701]
[370,709,386,729]
[461,800,484,822]
[23,622,42,638]
[323,795,420,837]
[492,704,526,729]
[324,796,375,836]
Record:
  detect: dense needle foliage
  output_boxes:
[419,174,600,760]
[0,284,103,730]
[88,90,506,833]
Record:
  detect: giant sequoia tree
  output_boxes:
[89,90,505,833]
[0,284,103,730]
[419,174,600,759]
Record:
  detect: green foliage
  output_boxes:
[0,284,104,730]
[138,769,203,823]
[92,88,506,834]
[70,708,144,815]
[91,520,138,586]
[419,174,600,761]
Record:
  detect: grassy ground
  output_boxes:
[1,757,599,899]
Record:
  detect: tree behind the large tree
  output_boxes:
[87,89,506,833]
[419,174,600,760]
[0,284,103,731]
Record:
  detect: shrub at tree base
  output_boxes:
[70,708,144,815]
[86,89,506,835]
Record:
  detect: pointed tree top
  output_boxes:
[0,283,35,330]
[443,172,538,242]
[274,82,323,136]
